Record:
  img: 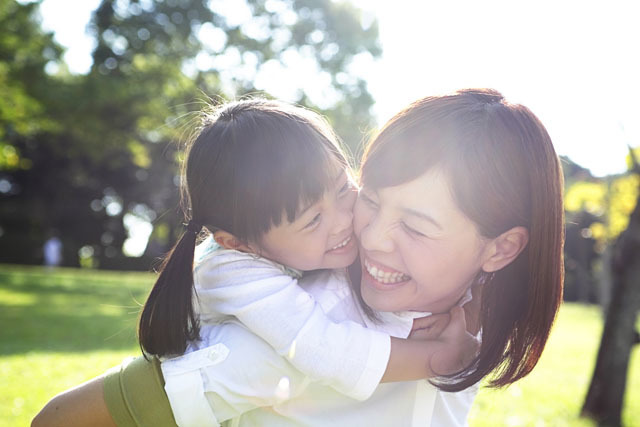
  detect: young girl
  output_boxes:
[34,98,474,426]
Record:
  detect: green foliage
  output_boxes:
[565,173,639,246]
[0,0,381,267]
[0,0,61,164]
[1,266,638,426]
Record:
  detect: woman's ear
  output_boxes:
[482,226,529,273]
[213,230,252,252]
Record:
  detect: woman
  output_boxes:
[33,88,564,426]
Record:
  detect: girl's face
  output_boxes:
[354,168,491,313]
[254,167,359,271]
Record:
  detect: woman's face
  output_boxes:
[354,168,491,313]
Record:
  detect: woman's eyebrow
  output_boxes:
[400,206,443,230]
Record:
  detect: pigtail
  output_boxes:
[138,220,202,357]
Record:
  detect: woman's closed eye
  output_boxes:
[360,192,379,209]
[401,221,428,238]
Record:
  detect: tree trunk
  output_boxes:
[581,153,640,426]
[581,261,640,425]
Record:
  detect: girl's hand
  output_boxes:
[428,306,480,376]
[409,313,451,340]
[383,306,479,382]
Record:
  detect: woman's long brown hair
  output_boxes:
[356,88,565,391]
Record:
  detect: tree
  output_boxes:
[581,147,640,426]
[0,0,381,268]
[0,0,64,262]
[563,155,640,305]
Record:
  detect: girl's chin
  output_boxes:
[325,244,358,268]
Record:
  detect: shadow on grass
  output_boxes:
[0,267,154,355]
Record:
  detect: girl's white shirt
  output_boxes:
[188,240,393,400]
[161,240,477,426]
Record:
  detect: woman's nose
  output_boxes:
[359,214,394,253]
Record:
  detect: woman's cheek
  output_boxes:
[396,235,434,277]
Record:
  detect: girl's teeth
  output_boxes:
[330,235,351,251]
[364,259,410,284]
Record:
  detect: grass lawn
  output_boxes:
[1,264,639,426]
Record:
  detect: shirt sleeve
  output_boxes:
[162,322,312,426]
[194,252,390,401]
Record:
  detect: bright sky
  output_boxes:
[37,0,640,177]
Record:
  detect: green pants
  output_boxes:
[103,355,178,427]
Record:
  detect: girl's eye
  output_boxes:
[402,222,427,238]
[305,213,322,229]
[338,181,351,197]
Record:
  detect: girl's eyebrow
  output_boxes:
[400,206,443,230]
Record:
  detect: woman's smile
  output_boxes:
[362,257,411,285]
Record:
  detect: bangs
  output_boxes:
[229,109,345,242]
[187,98,349,244]
[360,90,534,239]
[361,116,458,191]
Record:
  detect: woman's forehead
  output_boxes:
[370,169,467,223]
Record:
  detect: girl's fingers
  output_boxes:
[411,313,450,332]
[409,314,451,340]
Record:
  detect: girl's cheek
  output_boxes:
[352,199,367,235]
[342,188,357,211]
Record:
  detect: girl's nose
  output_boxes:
[331,204,353,236]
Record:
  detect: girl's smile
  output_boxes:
[254,167,359,271]
[326,233,355,253]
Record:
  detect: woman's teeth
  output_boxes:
[364,259,410,284]
[330,235,352,251]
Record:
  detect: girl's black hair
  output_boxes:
[138,98,349,357]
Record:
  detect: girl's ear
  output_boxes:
[481,226,529,273]
[213,230,252,252]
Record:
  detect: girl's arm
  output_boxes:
[384,307,480,382]
[196,252,390,401]
[197,252,477,397]
[165,312,477,426]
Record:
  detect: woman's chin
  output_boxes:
[360,275,405,312]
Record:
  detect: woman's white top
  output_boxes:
[161,244,478,426]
